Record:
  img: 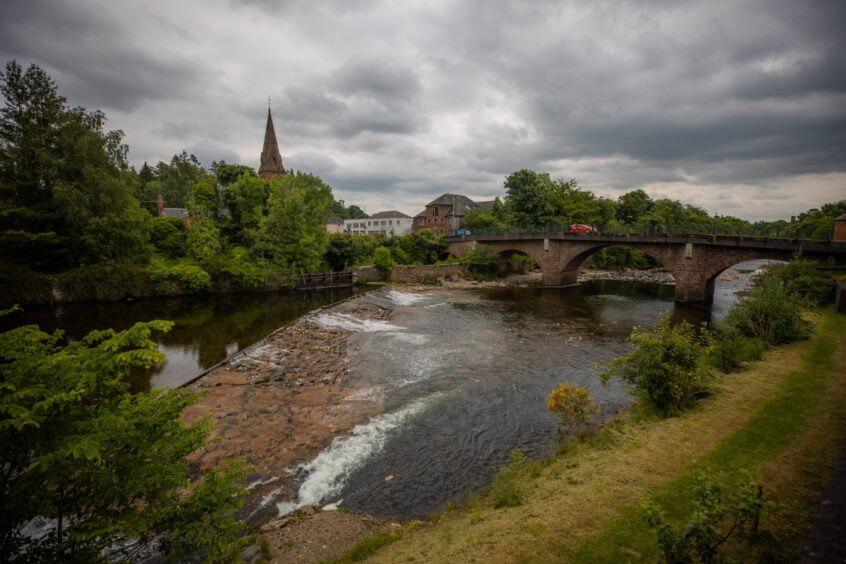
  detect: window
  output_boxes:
[381,220,386,226]
[433,207,439,216]
[388,220,393,225]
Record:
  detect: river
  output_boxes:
[0,263,767,522]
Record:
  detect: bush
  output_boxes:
[373,246,393,281]
[762,259,835,305]
[150,216,188,258]
[491,450,528,508]
[708,328,765,373]
[642,470,767,563]
[460,244,499,280]
[0,262,54,306]
[724,275,811,345]
[601,316,711,416]
[584,245,658,270]
[60,263,153,302]
[202,247,265,290]
[152,262,212,293]
[547,383,600,439]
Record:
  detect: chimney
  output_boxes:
[157,194,164,216]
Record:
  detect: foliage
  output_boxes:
[707,328,765,374]
[220,173,267,246]
[260,173,333,272]
[724,273,812,346]
[210,160,256,187]
[547,383,600,438]
[202,247,265,289]
[333,531,402,562]
[139,151,210,210]
[616,189,653,223]
[151,262,213,293]
[186,214,223,264]
[373,246,393,281]
[325,234,377,271]
[642,471,767,564]
[150,216,188,258]
[0,262,54,306]
[460,243,499,279]
[602,316,712,416]
[1,60,151,269]
[491,450,529,508]
[760,259,835,305]
[0,319,248,561]
[60,263,153,302]
[584,245,658,270]
[463,207,507,231]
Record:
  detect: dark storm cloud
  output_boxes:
[0,0,209,112]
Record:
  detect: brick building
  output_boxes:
[412,193,494,236]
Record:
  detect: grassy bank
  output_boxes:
[357,310,846,563]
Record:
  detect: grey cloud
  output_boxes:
[0,0,211,112]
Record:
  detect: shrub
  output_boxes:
[491,450,528,508]
[708,328,765,373]
[0,262,54,306]
[547,383,600,439]
[642,470,767,563]
[508,253,535,273]
[762,259,835,305]
[460,244,499,280]
[152,262,212,293]
[373,246,393,281]
[584,245,658,270]
[150,216,188,258]
[60,263,153,302]
[202,247,265,290]
[601,316,711,416]
[724,275,811,345]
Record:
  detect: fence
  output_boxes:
[295,271,353,290]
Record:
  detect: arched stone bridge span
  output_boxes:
[446,233,846,302]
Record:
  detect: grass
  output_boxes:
[366,310,846,563]
[325,531,402,563]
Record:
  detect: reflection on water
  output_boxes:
[0,289,356,391]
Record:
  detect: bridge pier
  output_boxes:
[541,268,578,286]
[673,274,714,303]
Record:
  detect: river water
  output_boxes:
[0,264,766,522]
[277,267,761,520]
[0,289,357,392]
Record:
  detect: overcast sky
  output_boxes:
[2,0,844,219]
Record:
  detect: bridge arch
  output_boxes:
[496,248,543,270]
[557,243,677,286]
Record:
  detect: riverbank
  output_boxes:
[342,310,846,562]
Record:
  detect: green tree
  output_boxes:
[503,169,559,227]
[616,189,653,224]
[464,208,506,231]
[210,160,256,187]
[0,61,151,268]
[221,173,268,246]
[373,246,393,280]
[0,316,247,561]
[260,173,334,272]
[150,216,188,258]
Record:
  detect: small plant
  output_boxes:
[642,470,768,563]
[724,274,811,345]
[601,316,712,416]
[460,244,499,280]
[491,450,528,508]
[707,328,765,373]
[373,246,393,281]
[547,383,600,440]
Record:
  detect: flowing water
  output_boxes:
[276,267,762,520]
[1,263,770,522]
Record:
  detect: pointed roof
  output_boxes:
[259,108,286,180]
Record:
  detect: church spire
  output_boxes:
[259,105,286,180]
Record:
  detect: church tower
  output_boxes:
[258,107,286,180]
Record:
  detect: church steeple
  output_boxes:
[259,106,286,180]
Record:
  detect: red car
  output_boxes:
[570,224,595,234]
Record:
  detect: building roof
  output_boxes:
[424,193,485,216]
[162,207,188,218]
[326,216,344,225]
[258,108,286,179]
[475,200,496,211]
[369,210,411,219]
[835,213,846,221]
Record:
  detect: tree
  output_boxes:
[0,61,151,269]
[373,246,393,280]
[503,169,559,227]
[463,208,506,231]
[616,189,653,224]
[260,173,334,272]
[210,161,256,187]
[221,173,268,246]
[0,315,248,561]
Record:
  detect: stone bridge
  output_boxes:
[446,233,846,302]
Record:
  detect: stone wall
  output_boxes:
[391,264,466,283]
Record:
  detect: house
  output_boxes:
[412,193,492,236]
[325,216,344,234]
[344,211,413,236]
[156,194,189,223]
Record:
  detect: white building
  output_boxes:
[344,210,413,236]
